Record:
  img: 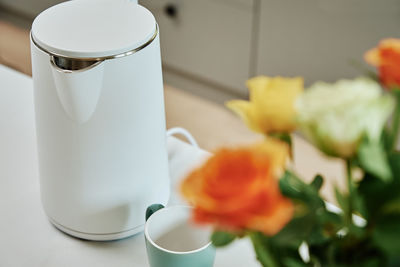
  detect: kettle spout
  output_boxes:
[51,56,104,124]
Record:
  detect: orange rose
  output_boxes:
[181,140,293,236]
[365,38,400,89]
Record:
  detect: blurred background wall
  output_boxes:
[1,0,399,103]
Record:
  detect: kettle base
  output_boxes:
[49,218,144,241]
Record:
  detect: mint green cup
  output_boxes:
[144,204,216,267]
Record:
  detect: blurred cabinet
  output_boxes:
[141,0,400,100]
[255,0,400,85]
[140,0,255,96]
[2,0,399,100]
[0,0,65,18]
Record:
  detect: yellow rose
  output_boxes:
[226,76,304,135]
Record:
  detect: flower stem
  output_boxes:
[346,160,353,225]
[268,133,293,158]
[346,160,353,193]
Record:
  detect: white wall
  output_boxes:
[256,0,400,86]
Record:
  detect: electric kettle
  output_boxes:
[30,0,169,240]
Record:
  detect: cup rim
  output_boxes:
[144,205,213,255]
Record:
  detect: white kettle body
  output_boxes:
[30,0,169,240]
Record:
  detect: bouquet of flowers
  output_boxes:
[180,38,400,266]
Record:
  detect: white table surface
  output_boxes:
[0,64,257,267]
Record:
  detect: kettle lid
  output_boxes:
[31,0,156,59]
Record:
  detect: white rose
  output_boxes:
[296,77,394,158]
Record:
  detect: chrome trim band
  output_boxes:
[50,56,104,73]
[31,24,159,61]
[49,217,144,241]
[49,216,144,236]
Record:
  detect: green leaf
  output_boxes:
[373,215,400,256]
[271,214,314,247]
[389,152,400,179]
[388,256,400,267]
[310,175,323,191]
[357,153,400,220]
[279,171,325,208]
[249,232,278,267]
[358,172,400,221]
[319,211,343,237]
[211,231,236,247]
[279,172,303,199]
[382,197,400,214]
[361,258,384,267]
[348,223,366,238]
[357,139,392,182]
[307,225,329,246]
[282,257,309,267]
